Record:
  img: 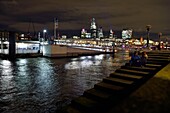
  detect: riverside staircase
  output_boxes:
[61,51,170,113]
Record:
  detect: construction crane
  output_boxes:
[27,20,37,40]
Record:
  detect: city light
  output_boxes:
[122,29,133,39]
[43,29,47,33]
[146,25,152,47]
[43,29,47,42]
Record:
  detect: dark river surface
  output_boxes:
[0,51,130,113]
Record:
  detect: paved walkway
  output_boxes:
[107,63,170,113]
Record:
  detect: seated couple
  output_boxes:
[129,51,148,67]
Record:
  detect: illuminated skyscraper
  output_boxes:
[90,18,97,39]
[81,28,87,38]
[122,29,133,39]
[98,27,103,39]
[109,29,113,38]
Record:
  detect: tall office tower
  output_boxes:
[81,28,87,38]
[54,18,59,39]
[98,27,104,39]
[90,18,97,39]
[122,29,133,39]
[109,29,113,38]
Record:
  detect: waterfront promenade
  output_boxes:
[63,50,170,113]
[107,62,170,113]
[0,48,169,113]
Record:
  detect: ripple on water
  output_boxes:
[0,53,130,113]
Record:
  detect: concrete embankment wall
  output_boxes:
[43,45,102,58]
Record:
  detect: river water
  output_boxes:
[0,51,130,113]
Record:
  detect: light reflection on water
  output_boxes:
[0,52,130,113]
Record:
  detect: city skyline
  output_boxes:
[0,0,170,39]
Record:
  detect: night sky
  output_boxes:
[0,0,170,39]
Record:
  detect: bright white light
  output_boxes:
[122,29,133,39]
[4,41,9,44]
[2,60,11,65]
[72,58,78,61]
[94,54,104,60]
[87,56,92,58]
[1,60,13,76]
[80,56,86,60]
[18,59,27,64]
[43,29,47,33]
[21,34,24,37]
[17,43,27,48]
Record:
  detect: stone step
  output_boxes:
[145,63,162,68]
[83,88,112,102]
[103,77,134,87]
[148,56,170,59]
[115,68,149,76]
[94,82,125,93]
[146,60,168,65]
[147,52,170,56]
[71,96,99,112]
[147,54,170,58]
[110,72,143,81]
[148,51,170,53]
[147,58,169,62]
[121,65,156,72]
[148,53,170,55]
[124,62,162,70]
[65,105,82,113]
[145,64,162,70]
[125,62,161,67]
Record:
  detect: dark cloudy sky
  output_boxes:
[0,0,170,38]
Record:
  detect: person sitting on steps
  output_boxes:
[140,51,148,67]
[129,51,141,66]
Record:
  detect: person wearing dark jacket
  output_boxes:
[141,51,148,66]
[130,51,141,66]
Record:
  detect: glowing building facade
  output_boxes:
[90,18,97,39]
[109,29,114,38]
[98,27,104,39]
[81,28,87,38]
[122,29,133,39]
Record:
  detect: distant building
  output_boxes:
[0,30,9,41]
[0,31,9,51]
[98,27,104,39]
[122,29,133,39]
[61,35,67,39]
[90,18,97,39]
[81,28,87,38]
[80,28,91,38]
[109,29,114,38]
[0,30,40,55]
[85,33,91,38]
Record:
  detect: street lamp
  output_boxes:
[165,38,168,49]
[146,25,152,48]
[43,29,47,42]
[158,32,162,50]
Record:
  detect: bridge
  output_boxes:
[42,44,114,58]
